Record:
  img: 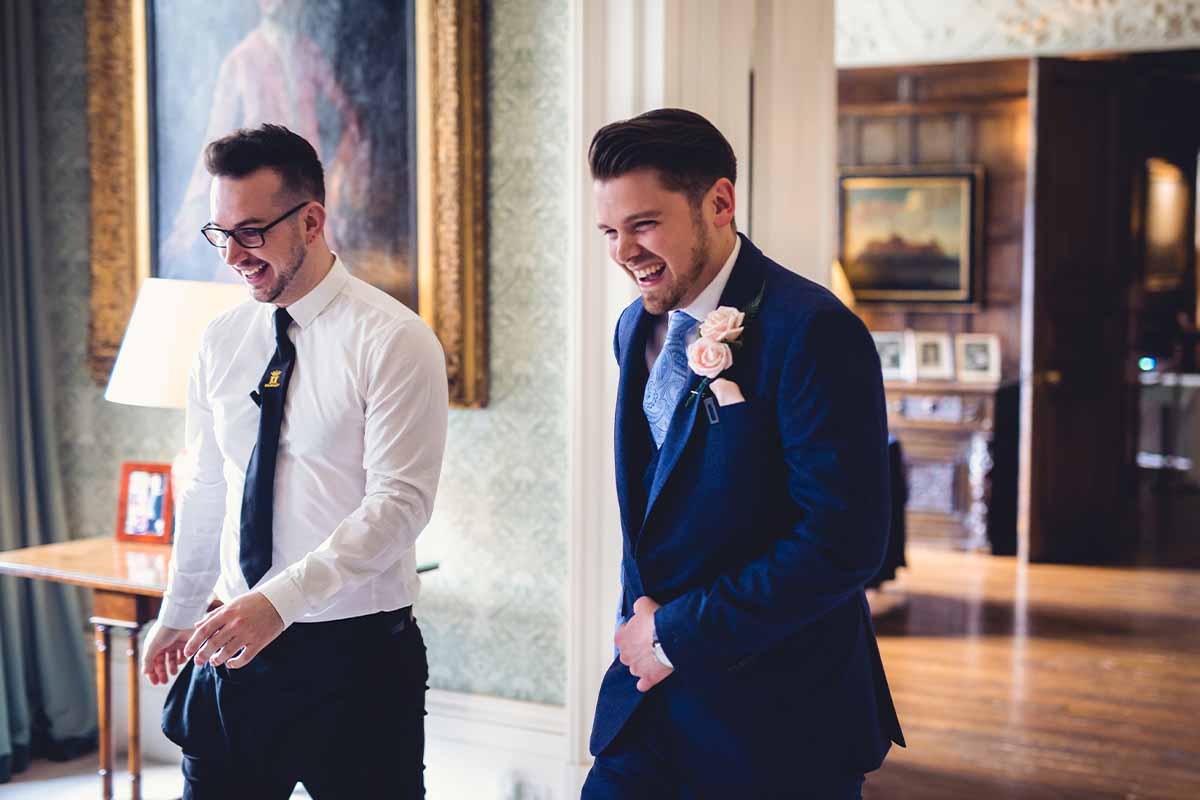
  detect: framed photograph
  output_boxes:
[872,330,916,382]
[116,462,174,543]
[838,166,984,305]
[85,0,488,407]
[955,333,1002,383]
[913,332,954,380]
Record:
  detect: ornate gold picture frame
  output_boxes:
[85,0,488,407]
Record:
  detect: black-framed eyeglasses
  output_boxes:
[200,201,311,249]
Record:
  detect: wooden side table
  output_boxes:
[883,380,1019,553]
[0,537,169,800]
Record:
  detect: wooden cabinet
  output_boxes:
[885,381,1019,553]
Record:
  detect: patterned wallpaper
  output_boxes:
[35,0,569,705]
[838,0,1200,66]
[417,0,569,704]
[36,0,186,545]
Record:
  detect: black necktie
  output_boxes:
[239,307,296,589]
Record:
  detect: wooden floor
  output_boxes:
[866,547,1200,800]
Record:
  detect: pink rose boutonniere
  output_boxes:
[687,336,734,379]
[698,306,745,343]
[684,282,766,405]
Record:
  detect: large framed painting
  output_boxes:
[85,0,488,407]
[838,166,984,306]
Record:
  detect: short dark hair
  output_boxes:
[204,123,325,204]
[588,108,737,206]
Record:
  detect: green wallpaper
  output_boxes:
[36,0,568,705]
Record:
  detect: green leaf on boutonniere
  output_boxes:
[745,281,767,319]
[685,377,713,408]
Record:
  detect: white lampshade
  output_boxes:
[105,278,248,409]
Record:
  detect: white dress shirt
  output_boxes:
[159,258,449,630]
[645,235,742,369]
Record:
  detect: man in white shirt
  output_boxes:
[140,124,448,799]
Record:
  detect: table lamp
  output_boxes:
[104,278,247,410]
[831,259,856,313]
[105,279,247,497]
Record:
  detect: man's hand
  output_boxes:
[142,621,192,686]
[184,591,284,670]
[616,596,673,693]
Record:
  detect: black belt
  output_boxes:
[380,605,414,635]
[291,605,413,636]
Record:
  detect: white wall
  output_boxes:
[751,0,837,285]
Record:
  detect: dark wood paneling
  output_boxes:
[839,60,1030,107]
[839,60,1029,380]
[915,115,957,163]
[861,117,902,164]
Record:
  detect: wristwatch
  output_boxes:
[651,620,673,669]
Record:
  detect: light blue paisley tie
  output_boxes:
[643,310,697,448]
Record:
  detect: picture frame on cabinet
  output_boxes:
[913,331,955,380]
[955,333,1002,383]
[872,330,916,382]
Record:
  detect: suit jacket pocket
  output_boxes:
[699,396,773,479]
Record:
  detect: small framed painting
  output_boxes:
[116,462,174,544]
[872,330,915,382]
[838,166,984,305]
[955,333,1002,384]
[913,332,954,380]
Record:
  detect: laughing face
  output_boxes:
[594,168,732,316]
[209,168,310,305]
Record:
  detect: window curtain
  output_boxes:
[0,0,98,782]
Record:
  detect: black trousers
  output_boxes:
[163,609,427,799]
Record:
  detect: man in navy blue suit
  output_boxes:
[583,109,904,799]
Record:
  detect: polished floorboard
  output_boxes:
[866,547,1200,799]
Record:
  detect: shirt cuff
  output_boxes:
[651,612,674,669]
[158,595,210,630]
[255,569,309,628]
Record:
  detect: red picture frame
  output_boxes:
[115,462,174,544]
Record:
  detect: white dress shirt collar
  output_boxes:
[644,235,744,370]
[679,234,742,323]
[283,255,349,329]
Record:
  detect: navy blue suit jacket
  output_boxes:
[589,235,905,775]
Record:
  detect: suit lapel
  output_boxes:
[641,372,704,530]
[614,305,656,544]
[640,235,768,534]
[714,234,768,325]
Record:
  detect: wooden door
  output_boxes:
[1021,58,1138,563]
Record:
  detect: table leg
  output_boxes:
[94,623,113,800]
[127,624,143,800]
